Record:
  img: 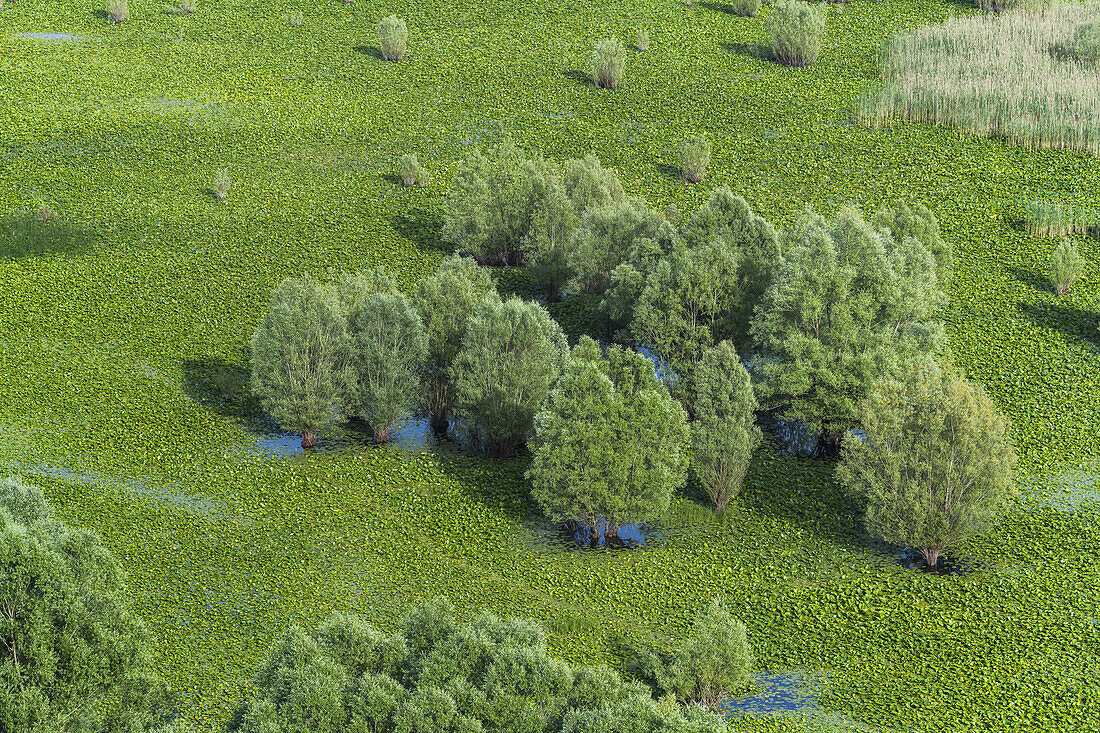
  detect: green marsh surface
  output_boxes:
[1,0,1098,730]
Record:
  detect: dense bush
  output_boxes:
[229,597,730,733]
[518,153,580,301]
[591,37,625,89]
[679,136,711,184]
[412,256,501,432]
[250,275,352,449]
[767,0,826,66]
[106,0,128,23]
[569,197,664,294]
[451,297,569,457]
[749,205,946,456]
[649,596,754,711]
[871,201,952,289]
[398,153,425,187]
[527,336,690,543]
[837,360,1018,569]
[0,476,179,732]
[692,342,761,512]
[1050,237,1084,295]
[345,292,427,443]
[730,0,761,16]
[379,15,408,60]
[561,154,626,218]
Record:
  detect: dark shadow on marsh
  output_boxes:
[655,162,684,181]
[700,1,735,13]
[1016,300,1100,350]
[1006,266,1052,296]
[354,45,385,60]
[0,214,95,261]
[562,69,593,86]
[723,42,771,61]
[180,355,255,421]
[390,208,451,256]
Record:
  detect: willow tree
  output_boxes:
[412,255,501,432]
[250,274,353,449]
[837,360,1018,569]
[749,205,946,457]
[527,336,690,543]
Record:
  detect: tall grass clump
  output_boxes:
[591,37,625,89]
[1026,200,1100,237]
[106,0,128,23]
[767,0,827,66]
[1072,14,1100,65]
[1050,237,1084,295]
[379,15,407,61]
[398,153,425,187]
[731,0,761,17]
[860,1,1100,154]
[636,27,650,51]
[211,168,231,201]
[285,10,303,25]
[680,136,711,183]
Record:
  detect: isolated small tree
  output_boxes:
[345,292,427,443]
[0,476,178,731]
[398,153,423,187]
[569,196,664,294]
[451,297,569,457]
[591,37,625,89]
[379,15,408,60]
[412,256,501,432]
[527,336,691,543]
[693,341,762,512]
[211,167,231,201]
[651,596,754,711]
[767,0,826,66]
[731,0,761,16]
[106,0,128,22]
[1050,237,1084,295]
[837,361,1018,569]
[680,136,711,184]
[250,275,353,449]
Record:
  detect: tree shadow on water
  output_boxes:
[0,213,96,261]
[391,207,451,256]
[723,42,772,61]
[1016,300,1100,351]
[179,353,262,422]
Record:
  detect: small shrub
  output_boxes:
[285,10,302,25]
[767,0,826,67]
[591,37,625,90]
[164,0,195,13]
[35,205,57,221]
[398,153,422,187]
[680,136,711,184]
[379,14,408,61]
[635,27,649,51]
[416,170,430,187]
[1073,15,1100,66]
[730,0,761,17]
[1050,237,1084,295]
[106,0,128,23]
[211,167,231,201]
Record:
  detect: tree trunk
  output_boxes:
[605,523,621,545]
[373,426,390,444]
[301,428,317,449]
[589,522,601,547]
[920,547,942,570]
[429,411,449,433]
[817,432,843,458]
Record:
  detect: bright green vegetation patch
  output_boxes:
[861,0,1100,153]
[1,0,1099,731]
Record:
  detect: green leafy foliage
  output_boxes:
[231,597,729,733]
[749,205,946,454]
[730,0,761,17]
[569,197,663,295]
[527,336,690,540]
[346,292,427,443]
[451,297,569,457]
[0,476,178,732]
[412,256,501,431]
[766,0,826,66]
[650,596,754,711]
[1049,237,1085,296]
[679,136,711,184]
[1073,15,1100,65]
[871,200,952,291]
[836,360,1019,568]
[518,153,580,302]
[399,154,425,187]
[692,342,762,512]
[250,275,353,449]
[591,38,625,90]
[379,15,408,61]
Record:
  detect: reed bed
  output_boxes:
[860,1,1100,154]
[1026,199,1100,237]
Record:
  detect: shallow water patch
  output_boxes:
[18,32,87,41]
[721,670,826,717]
